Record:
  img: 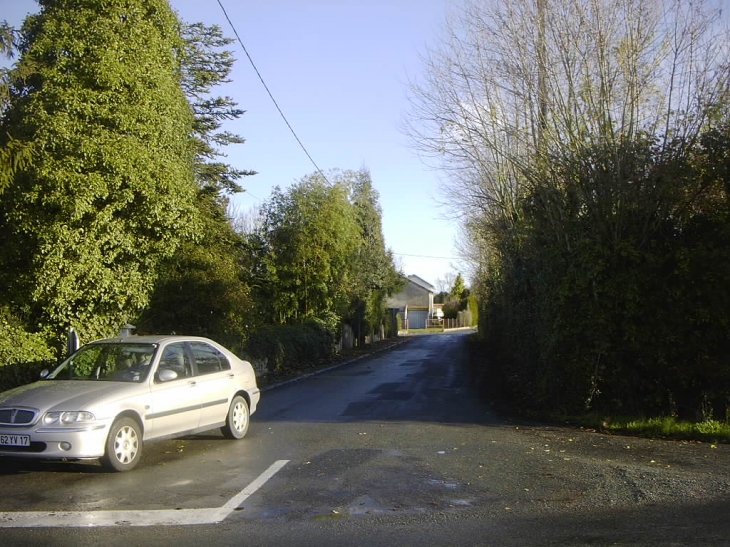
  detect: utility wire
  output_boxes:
[216,0,330,184]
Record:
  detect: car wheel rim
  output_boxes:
[232,402,248,432]
[114,425,139,464]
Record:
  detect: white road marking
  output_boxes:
[0,459,289,528]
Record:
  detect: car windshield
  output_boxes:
[46,343,158,383]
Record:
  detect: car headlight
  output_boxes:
[43,411,96,425]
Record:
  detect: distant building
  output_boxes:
[386,275,436,330]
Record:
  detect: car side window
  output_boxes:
[190,341,231,375]
[156,343,191,381]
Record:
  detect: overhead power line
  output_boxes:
[215,0,329,183]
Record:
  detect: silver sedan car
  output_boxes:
[0,335,260,471]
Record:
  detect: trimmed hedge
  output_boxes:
[0,360,56,392]
[0,315,58,391]
[243,318,338,376]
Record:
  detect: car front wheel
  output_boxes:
[101,417,142,472]
[221,395,249,439]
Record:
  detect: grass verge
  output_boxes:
[571,414,730,444]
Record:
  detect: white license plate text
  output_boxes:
[0,434,30,446]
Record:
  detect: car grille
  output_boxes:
[0,408,38,425]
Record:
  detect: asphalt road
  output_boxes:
[3,331,730,546]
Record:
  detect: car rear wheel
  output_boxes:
[101,417,142,472]
[221,395,249,439]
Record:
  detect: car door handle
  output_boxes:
[187,380,197,387]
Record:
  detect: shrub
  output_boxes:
[0,313,55,366]
[0,361,54,392]
[467,295,479,326]
[0,313,59,391]
[442,300,460,320]
[244,317,339,375]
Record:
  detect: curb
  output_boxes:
[260,337,413,393]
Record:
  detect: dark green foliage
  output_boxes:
[243,168,402,339]
[136,192,253,352]
[180,22,256,195]
[442,275,473,322]
[0,308,55,394]
[409,0,728,422]
[0,22,15,57]
[0,22,33,197]
[244,317,339,375]
[0,361,55,393]
[346,168,404,345]
[0,0,198,345]
[450,273,467,300]
[135,21,255,350]
[434,291,449,304]
[0,6,400,372]
[0,11,256,358]
[259,175,359,321]
[442,300,460,320]
[467,295,479,325]
[476,128,730,418]
[0,308,54,365]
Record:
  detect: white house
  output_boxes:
[386,275,436,329]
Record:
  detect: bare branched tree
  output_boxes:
[229,201,263,235]
[404,0,729,264]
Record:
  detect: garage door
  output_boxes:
[407,309,428,329]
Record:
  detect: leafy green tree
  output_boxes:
[181,22,256,196]
[137,196,252,351]
[242,168,402,349]
[0,21,48,360]
[0,21,33,194]
[0,307,54,364]
[138,21,256,348]
[442,273,469,320]
[450,273,467,300]
[347,168,403,345]
[239,214,278,327]
[433,291,449,304]
[0,0,198,346]
[241,168,402,353]
[0,22,14,54]
[256,173,360,322]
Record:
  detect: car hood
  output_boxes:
[0,380,144,413]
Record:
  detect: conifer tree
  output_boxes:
[0,0,198,343]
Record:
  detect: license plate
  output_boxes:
[0,434,30,446]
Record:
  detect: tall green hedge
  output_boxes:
[244,317,339,375]
[475,130,730,418]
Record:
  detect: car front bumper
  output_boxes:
[0,421,112,460]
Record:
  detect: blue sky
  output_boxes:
[4,0,466,292]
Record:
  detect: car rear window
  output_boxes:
[190,342,231,375]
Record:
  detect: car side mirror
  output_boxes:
[157,369,178,382]
[40,369,49,379]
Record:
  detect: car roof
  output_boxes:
[89,335,220,345]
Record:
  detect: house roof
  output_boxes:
[407,274,435,292]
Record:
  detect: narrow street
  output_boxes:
[3,331,730,546]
